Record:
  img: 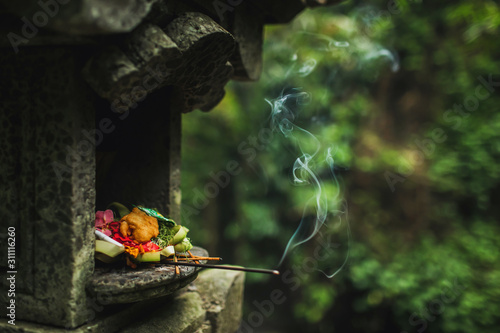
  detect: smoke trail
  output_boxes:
[267,90,350,276]
[320,147,351,278]
[364,48,400,72]
[299,32,350,51]
[261,13,399,275]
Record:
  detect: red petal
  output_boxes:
[112,233,140,248]
[142,241,160,252]
[109,221,120,232]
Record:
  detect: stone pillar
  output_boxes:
[0,47,96,328]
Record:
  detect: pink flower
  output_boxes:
[95,209,114,229]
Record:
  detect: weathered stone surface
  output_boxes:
[225,3,263,81]
[0,291,201,333]
[120,292,205,333]
[1,0,160,35]
[183,1,264,81]
[83,13,235,113]
[165,12,235,112]
[0,47,96,328]
[125,23,182,70]
[90,247,208,304]
[82,45,142,102]
[191,269,245,333]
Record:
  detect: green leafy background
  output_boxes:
[181,1,500,332]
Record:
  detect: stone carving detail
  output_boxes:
[83,12,235,113]
[224,2,264,81]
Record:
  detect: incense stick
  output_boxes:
[187,250,200,264]
[159,261,280,275]
[95,230,124,247]
[174,254,222,260]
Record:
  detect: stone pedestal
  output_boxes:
[0,268,245,333]
[120,269,245,333]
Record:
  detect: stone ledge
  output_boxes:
[90,247,208,305]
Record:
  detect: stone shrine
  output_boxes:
[0,0,340,332]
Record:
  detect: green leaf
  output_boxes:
[135,205,176,227]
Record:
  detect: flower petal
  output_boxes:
[95,211,106,227]
[103,209,114,223]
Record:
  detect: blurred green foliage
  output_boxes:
[181,0,500,332]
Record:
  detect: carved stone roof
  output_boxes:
[1,0,342,113]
